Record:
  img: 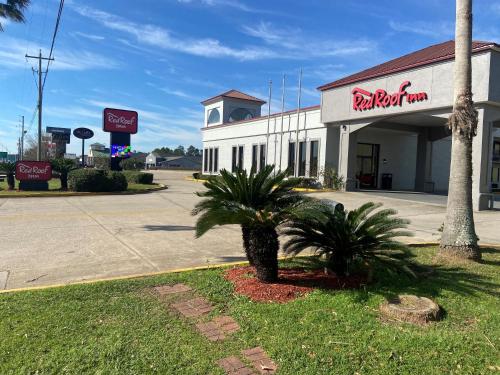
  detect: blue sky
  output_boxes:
[1,0,500,155]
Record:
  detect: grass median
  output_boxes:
[0,246,498,374]
[0,179,164,197]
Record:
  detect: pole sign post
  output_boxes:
[103,108,138,171]
[73,128,94,167]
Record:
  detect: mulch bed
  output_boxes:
[224,266,366,303]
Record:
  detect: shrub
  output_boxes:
[320,166,344,190]
[120,158,145,171]
[68,169,128,192]
[296,177,322,189]
[122,171,154,184]
[282,202,415,277]
[51,158,77,190]
[192,172,200,179]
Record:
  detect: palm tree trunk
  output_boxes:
[60,173,68,191]
[7,173,15,190]
[439,0,480,260]
[248,226,279,283]
[241,225,255,266]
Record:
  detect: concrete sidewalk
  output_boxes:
[0,170,498,291]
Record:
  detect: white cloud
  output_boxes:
[72,31,105,41]
[73,5,279,61]
[388,20,454,39]
[0,36,119,71]
[177,0,279,15]
[242,21,376,58]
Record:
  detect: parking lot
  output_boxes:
[1,170,499,291]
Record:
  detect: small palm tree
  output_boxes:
[282,202,415,277]
[0,161,16,190]
[51,158,77,190]
[0,0,30,31]
[192,165,307,283]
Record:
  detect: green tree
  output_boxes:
[0,161,16,190]
[173,145,185,156]
[51,158,77,190]
[282,202,414,277]
[0,0,30,31]
[120,158,145,170]
[440,0,480,260]
[186,145,201,157]
[192,165,307,282]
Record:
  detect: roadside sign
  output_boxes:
[73,128,94,140]
[0,151,7,160]
[103,108,138,134]
[15,161,52,181]
[46,127,71,143]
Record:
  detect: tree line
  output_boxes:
[152,145,201,158]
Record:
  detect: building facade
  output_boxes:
[201,41,500,210]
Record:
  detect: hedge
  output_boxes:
[122,171,154,184]
[68,169,128,192]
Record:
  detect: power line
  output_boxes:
[42,0,65,90]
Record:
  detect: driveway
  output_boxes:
[0,170,499,291]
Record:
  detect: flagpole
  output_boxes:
[278,74,286,172]
[294,68,302,177]
[265,80,272,167]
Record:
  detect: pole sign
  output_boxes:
[352,81,428,112]
[15,161,52,181]
[103,108,138,134]
[46,127,71,143]
[73,128,94,140]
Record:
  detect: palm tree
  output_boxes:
[440,0,480,260]
[192,165,308,283]
[51,158,77,190]
[282,202,414,277]
[0,162,16,190]
[0,0,30,31]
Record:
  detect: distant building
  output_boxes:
[146,153,166,168]
[158,156,202,170]
[87,143,109,166]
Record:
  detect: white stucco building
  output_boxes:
[201,40,500,210]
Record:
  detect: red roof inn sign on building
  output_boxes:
[352,81,428,112]
[103,108,138,134]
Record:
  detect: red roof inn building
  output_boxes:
[201,41,500,210]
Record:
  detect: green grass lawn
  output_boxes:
[0,179,162,196]
[0,246,498,374]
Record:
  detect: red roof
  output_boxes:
[201,89,266,105]
[318,40,499,91]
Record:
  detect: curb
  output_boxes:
[0,184,168,198]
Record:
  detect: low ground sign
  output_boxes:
[15,161,52,181]
[103,108,138,134]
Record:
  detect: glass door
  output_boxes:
[356,143,380,189]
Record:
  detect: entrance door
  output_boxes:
[356,143,379,189]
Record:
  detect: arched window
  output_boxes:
[229,108,253,123]
[207,108,221,125]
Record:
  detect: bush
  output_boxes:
[192,172,200,179]
[320,166,344,190]
[296,177,322,189]
[120,158,145,170]
[122,171,154,184]
[68,169,128,192]
[107,171,128,191]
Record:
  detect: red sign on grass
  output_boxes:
[16,161,52,181]
[103,108,138,134]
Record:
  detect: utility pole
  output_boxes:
[20,115,25,160]
[25,50,54,161]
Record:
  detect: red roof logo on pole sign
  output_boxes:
[15,161,52,181]
[103,108,138,134]
[352,81,428,112]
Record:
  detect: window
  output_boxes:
[298,141,307,177]
[229,108,253,123]
[214,148,219,173]
[204,148,208,173]
[238,146,244,170]
[259,144,266,172]
[232,146,237,173]
[207,108,221,125]
[209,148,214,173]
[252,145,258,171]
[309,141,319,177]
[288,142,296,175]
